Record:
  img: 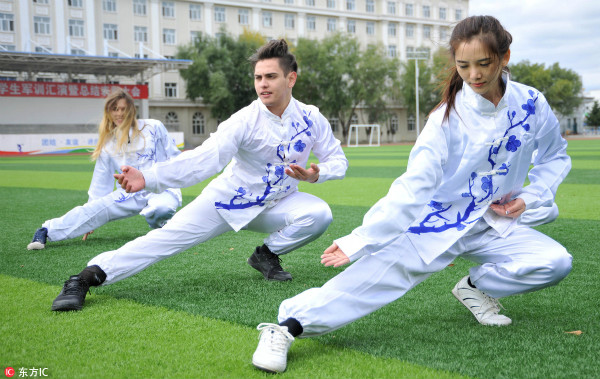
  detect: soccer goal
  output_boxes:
[347,124,381,147]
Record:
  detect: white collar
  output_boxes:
[461,71,510,116]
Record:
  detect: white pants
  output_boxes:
[43,190,180,242]
[279,223,572,337]
[88,191,333,284]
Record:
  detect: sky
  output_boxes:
[468,0,600,93]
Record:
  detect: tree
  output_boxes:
[176,30,265,121]
[293,33,400,142]
[585,101,600,127]
[398,48,451,123]
[509,60,583,116]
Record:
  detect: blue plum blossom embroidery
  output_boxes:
[408,90,538,235]
[505,135,521,152]
[293,139,306,152]
[215,109,315,211]
[481,176,493,192]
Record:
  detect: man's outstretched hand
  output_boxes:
[285,163,320,183]
[114,165,146,193]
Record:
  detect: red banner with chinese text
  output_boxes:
[0,81,148,99]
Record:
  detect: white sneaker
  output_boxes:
[452,276,512,326]
[252,323,294,373]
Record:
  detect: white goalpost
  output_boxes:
[347,124,381,147]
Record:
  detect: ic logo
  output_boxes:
[4,367,15,378]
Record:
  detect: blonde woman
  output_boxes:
[27,89,182,250]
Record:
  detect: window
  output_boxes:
[0,75,17,80]
[346,0,355,11]
[306,16,316,31]
[390,116,398,133]
[190,4,201,20]
[327,18,336,32]
[190,31,200,42]
[68,0,83,8]
[387,1,396,15]
[71,48,85,55]
[406,46,414,56]
[34,16,51,35]
[351,113,358,125]
[108,52,118,57]
[455,9,463,21]
[405,24,414,37]
[0,13,14,32]
[285,0,294,4]
[0,45,16,51]
[103,23,118,40]
[103,0,116,12]
[215,7,225,23]
[366,21,374,35]
[163,28,175,44]
[165,83,177,98]
[405,3,413,16]
[68,19,84,37]
[366,0,374,13]
[33,0,49,4]
[330,117,339,132]
[347,19,356,33]
[238,9,248,25]
[305,0,315,6]
[439,27,447,40]
[134,26,148,42]
[387,45,397,58]
[422,5,430,18]
[133,0,147,16]
[423,25,431,38]
[262,11,272,28]
[165,111,179,127]
[407,115,415,131]
[439,7,446,20]
[327,0,335,9]
[388,22,396,37]
[285,14,295,29]
[36,77,53,82]
[192,112,205,134]
[162,1,174,18]
[134,53,148,58]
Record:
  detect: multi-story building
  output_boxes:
[0,0,468,148]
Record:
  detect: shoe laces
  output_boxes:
[62,277,90,296]
[480,292,505,316]
[257,323,293,353]
[266,254,285,271]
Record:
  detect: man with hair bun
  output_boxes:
[51,39,348,312]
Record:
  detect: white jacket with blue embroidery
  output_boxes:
[141,98,348,231]
[335,76,571,264]
[88,119,182,205]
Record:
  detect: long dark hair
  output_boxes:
[435,15,512,121]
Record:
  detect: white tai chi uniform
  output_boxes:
[279,75,573,337]
[43,119,182,242]
[88,98,348,284]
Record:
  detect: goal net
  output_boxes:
[347,124,381,147]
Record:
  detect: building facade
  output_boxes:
[0,0,468,147]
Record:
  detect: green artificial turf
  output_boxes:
[1,139,598,379]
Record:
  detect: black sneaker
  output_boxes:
[52,276,90,311]
[248,246,292,281]
[27,227,48,250]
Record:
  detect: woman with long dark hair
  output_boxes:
[252,15,572,374]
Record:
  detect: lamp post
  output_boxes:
[406,50,430,138]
